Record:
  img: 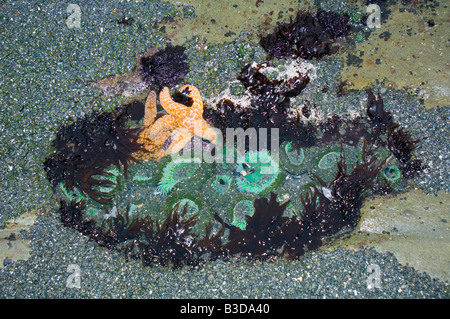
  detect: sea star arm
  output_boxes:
[159,87,192,116]
[179,85,204,113]
[136,125,173,162]
[164,128,193,155]
[137,85,215,161]
[199,118,217,143]
[164,120,217,156]
[143,90,157,127]
[137,90,157,145]
[149,114,178,138]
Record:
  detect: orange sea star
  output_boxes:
[135,85,217,161]
[150,85,217,154]
[134,90,173,161]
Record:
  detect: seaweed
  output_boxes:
[260,9,351,60]
[387,124,420,164]
[139,45,189,89]
[43,110,144,203]
[137,205,203,267]
[206,66,427,173]
[214,192,289,260]
[58,200,225,268]
[54,109,424,267]
[214,152,385,261]
[363,90,427,177]
[206,98,248,131]
[171,85,194,107]
[284,153,385,258]
[59,200,104,242]
[280,73,310,97]
[314,90,425,163]
[58,151,387,266]
[387,124,426,177]
[401,158,427,178]
[366,89,394,132]
[118,100,145,123]
[133,204,224,267]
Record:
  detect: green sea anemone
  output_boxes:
[157,157,201,195]
[211,174,233,194]
[91,167,122,195]
[235,150,280,194]
[285,141,305,166]
[85,206,100,218]
[171,197,213,236]
[318,151,341,169]
[173,198,199,217]
[132,168,153,183]
[308,147,344,186]
[382,165,402,184]
[232,200,255,230]
[129,161,158,184]
[58,182,85,202]
[374,146,391,162]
